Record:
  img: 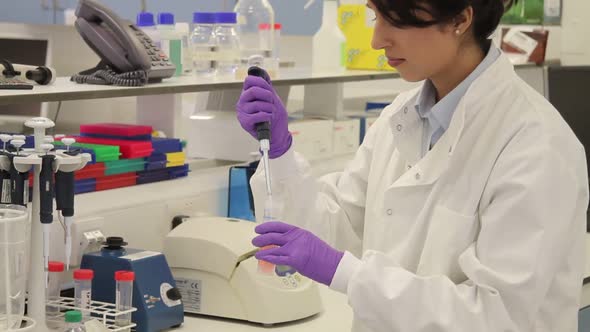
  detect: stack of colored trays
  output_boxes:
[53,141,120,163]
[137,137,188,184]
[64,123,189,194]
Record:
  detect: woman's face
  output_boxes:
[367,1,461,82]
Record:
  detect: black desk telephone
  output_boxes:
[71,0,175,86]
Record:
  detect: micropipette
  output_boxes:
[247,66,297,277]
[55,138,77,269]
[0,135,12,204]
[9,139,28,206]
[247,66,273,201]
[39,143,55,281]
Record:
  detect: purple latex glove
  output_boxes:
[253,222,344,286]
[236,75,292,159]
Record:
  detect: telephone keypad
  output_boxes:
[132,27,176,78]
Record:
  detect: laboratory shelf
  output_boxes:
[0,69,399,105]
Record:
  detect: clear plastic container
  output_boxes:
[114,271,135,331]
[73,269,94,321]
[191,12,217,77]
[257,197,294,276]
[0,204,29,331]
[175,22,193,75]
[63,310,86,332]
[136,12,161,49]
[234,0,275,60]
[157,13,183,76]
[47,261,65,329]
[259,23,281,60]
[214,12,240,78]
[258,23,281,76]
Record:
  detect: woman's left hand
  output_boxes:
[253,222,344,286]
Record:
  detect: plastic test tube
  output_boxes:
[114,271,135,331]
[257,23,281,76]
[73,269,94,320]
[257,197,280,275]
[46,261,65,328]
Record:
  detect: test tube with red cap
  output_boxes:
[258,23,281,59]
[46,261,64,328]
[115,271,135,330]
[73,269,94,320]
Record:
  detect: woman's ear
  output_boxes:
[452,6,474,36]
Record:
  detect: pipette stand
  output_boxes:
[12,118,91,332]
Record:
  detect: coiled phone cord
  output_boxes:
[71,62,148,87]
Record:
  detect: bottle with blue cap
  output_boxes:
[136,12,161,50]
[191,12,217,77]
[214,12,240,78]
[157,13,182,76]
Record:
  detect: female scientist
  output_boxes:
[236,0,589,331]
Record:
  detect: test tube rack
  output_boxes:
[45,297,137,332]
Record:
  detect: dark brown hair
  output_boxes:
[370,0,517,50]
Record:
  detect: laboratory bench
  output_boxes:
[178,286,352,332]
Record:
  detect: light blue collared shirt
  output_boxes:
[415,46,501,156]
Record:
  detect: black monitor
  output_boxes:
[0,37,49,118]
[547,66,590,232]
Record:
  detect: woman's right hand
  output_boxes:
[236,75,292,159]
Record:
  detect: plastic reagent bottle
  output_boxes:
[191,12,217,77]
[234,0,275,60]
[157,13,183,76]
[214,12,240,78]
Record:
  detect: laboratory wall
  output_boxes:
[560,0,590,65]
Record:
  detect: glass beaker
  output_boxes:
[0,204,29,330]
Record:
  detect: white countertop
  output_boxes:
[178,285,353,332]
[175,234,590,331]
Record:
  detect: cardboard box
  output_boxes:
[333,119,360,155]
[187,111,259,161]
[289,118,334,160]
[501,27,549,65]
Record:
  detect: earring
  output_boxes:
[455,29,461,35]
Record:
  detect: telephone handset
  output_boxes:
[71,0,175,86]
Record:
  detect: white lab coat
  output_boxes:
[251,53,589,332]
